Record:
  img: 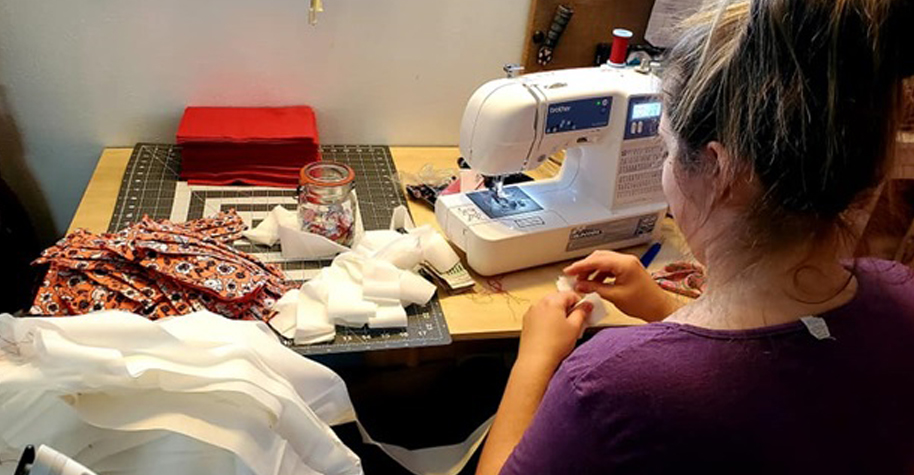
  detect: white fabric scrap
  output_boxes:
[413,228,460,274]
[270,288,300,336]
[242,206,281,246]
[556,275,608,327]
[296,289,336,345]
[242,205,300,247]
[371,233,423,270]
[369,299,409,329]
[279,224,351,259]
[362,261,404,301]
[398,271,437,306]
[389,205,416,231]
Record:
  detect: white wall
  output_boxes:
[0,0,530,237]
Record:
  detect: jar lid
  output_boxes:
[299,162,355,187]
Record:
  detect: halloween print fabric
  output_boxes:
[31,211,293,321]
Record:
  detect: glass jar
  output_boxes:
[298,162,357,246]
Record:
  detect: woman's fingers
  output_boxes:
[544,291,582,311]
[574,280,621,301]
[566,301,593,329]
[564,250,641,279]
[563,255,606,276]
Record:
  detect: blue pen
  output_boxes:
[640,242,662,268]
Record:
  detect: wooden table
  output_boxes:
[70,147,694,340]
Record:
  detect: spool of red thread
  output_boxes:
[608,28,633,67]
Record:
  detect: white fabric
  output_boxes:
[388,205,416,231]
[0,311,360,475]
[353,230,403,256]
[296,290,336,345]
[371,233,423,270]
[242,206,282,246]
[279,224,351,259]
[244,199,380,260]
[362,261,404,301]
[369,301,409,329]
[398,272,437,306]
[0,311,494,475]
[414,229,460,274]
[276,225,451,340]
[271,289,300,335]
[242,205,301,247]
[556,276,609,327]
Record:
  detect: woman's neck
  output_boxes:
[666,235,859,331]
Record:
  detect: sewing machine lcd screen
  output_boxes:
[544,97,612,134]
[625,95,662,140]
[632,102,661,120]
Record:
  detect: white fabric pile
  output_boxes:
[0,311,360,475]
[269,225,460,344]
[241,205,459,344]
[0,311,493,475]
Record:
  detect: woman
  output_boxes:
[477,0,914,473]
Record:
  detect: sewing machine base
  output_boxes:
[436,184,666,276]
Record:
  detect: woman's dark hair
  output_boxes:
[663,0,914,244]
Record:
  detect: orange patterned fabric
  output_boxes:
[651,261,707,299]
[31,211,292,321]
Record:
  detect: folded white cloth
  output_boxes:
[415,229,461,273]
[242,205,299,247]
[370,299,409,329]
[244,202,371,260]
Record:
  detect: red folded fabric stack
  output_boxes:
[177,106,321,187]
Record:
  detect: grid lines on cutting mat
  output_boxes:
[106,143,450,354]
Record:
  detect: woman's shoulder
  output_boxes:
[558,323,697,400]
[555,259,914,400]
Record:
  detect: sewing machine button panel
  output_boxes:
[544,97,613,134]
[514,216,545,228]
[624,95,662,141]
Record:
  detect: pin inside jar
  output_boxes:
[298,162,358,246]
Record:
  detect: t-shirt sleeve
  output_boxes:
[499,362,601,475]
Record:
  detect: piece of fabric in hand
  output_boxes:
[30,211,293,320]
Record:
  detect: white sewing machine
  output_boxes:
[435,65,668,275]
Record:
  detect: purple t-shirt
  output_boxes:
[502,259,914,475]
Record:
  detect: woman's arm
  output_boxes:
[475,355,560,475]
[476,293,592,475]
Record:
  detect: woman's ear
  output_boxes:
[704,140,757,206]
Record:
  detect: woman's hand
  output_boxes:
[564,250,681,322]
[477,292,592,475]
[518,291,592,370]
